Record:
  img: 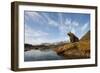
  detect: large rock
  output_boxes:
[67,32,79,43]
[54,31,90,59]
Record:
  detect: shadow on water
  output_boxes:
[24,49,64,61]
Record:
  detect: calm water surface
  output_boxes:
[24,49,64,61]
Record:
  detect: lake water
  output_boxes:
[24,49,63,61]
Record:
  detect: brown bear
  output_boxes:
[67,32,79,43]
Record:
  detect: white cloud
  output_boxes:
[26,12,59,27]
[48,20,58,27]
[42,13,59,27]
[58,17,80,36]
[58,13,63,25]
[26,12,42,19]
[59,25,67,35]
[65,18,79,29]
[81,22,89,32]
[25,23,67,45]
[71,28,76,34]
[65,18,71,25]
[25,24,49,45]
[25,24,48,37]
[25,38,47,45]
[72,21,79,27]
[25,12,79,37]
[25,11,47,25]
[41,13,67,35]
[77,22,90,38]
[25,12,89,44]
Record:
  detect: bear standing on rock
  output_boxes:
[67,32,79,43]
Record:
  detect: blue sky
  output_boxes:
[24,11,90,45]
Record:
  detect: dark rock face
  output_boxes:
[67,32,79,43]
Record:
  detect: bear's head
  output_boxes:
[67,32,73,37]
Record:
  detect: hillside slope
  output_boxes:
[80,31,90,41]
[54,31,90,59]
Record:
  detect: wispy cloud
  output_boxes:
[25,23,67,45]
[58,17,80,36]
[41,13,59,27]
[25,24,49,45]
[25,11,42,19]
[25,11,47,25]
[24,11,90,45]
[81,22,89,32]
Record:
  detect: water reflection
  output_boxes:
[24,49,63,61]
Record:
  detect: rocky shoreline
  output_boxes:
[53,41,90,59]
[24,31,90,60]
[53,31,90,59]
